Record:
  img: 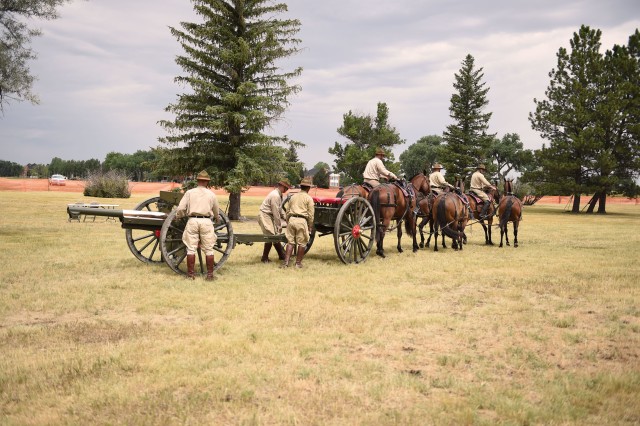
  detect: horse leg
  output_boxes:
[411,217,419,253]
[487,218,494,245]
[505,223,511,246]
[376,223,387,257]
[513,220,519,248]
[433,223,439,252]
[396,223,403,253]
[425,220,433,248]
[418,217,426,248]
[499,223,505,248]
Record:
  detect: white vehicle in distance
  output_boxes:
[49,174,67,186]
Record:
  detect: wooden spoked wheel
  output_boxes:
[125,196,172,264]
[333,196,376,264]
[160,210,234,276]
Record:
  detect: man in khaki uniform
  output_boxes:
[363,147,398,188]
[283,176,315,268]
[176,170,220,280]
[470,164,496,219]
[428,163,454,195]
[258,178,291,263]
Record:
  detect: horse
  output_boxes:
[368,181,418,257]
[498,180,523,248]
[465,181,500,245]
[431,190,467,252]
[409,172,445,249]
[338,183,369,199]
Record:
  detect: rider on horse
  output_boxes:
[428,163,454,195]
[470,164,497,219]
[363,147,398,189]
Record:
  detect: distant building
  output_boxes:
[329,173,340,188]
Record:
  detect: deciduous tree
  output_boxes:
[0,0,71,112]
[398,135,444,179]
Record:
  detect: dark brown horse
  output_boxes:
[465,182,500,245]
[431,191,467,251]
[410,172,446,249]
[498,180,523,248]
[368,182,418,257]
[338,183,369,199]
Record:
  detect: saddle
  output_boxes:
[467,192,483,204]
[392,180,413,199]
[362,182,374,192]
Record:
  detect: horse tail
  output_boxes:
[437,195,464,240]
[500,197,514,228]
[370,188,381,241]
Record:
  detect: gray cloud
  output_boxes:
[1,0,639,170]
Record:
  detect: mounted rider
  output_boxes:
[470,164,497,219]
[363,147,398,188]
[428,163,454,196]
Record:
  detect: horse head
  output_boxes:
[410,173,430,196]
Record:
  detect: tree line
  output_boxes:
[2,2,637,217]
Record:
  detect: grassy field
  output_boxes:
[1,191,639,425]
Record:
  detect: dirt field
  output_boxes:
[1,178,637,204]
[0,178,339,198]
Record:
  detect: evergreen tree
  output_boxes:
[442,54,495,179]
[329,102,403,184]
[159,0,302,219]
[530,25,613,213]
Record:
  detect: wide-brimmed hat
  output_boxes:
[432,163,443,170]
[375,147,386,156]
[278,178,292,189]
[196,170,211,181]
[300,176,313,187]
[477,164,486,170]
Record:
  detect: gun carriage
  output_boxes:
[67,191,376,277]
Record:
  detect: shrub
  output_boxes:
[83,170,131,198]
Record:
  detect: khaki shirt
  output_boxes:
[259,188,286,232]
[286,191,315,229]
[363,157,397,181]
[429,171,453,190]
[176,186,219,221]
[470,171,493,191]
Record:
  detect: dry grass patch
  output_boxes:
[0,192,639,424]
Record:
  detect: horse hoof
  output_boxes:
[499,244,503,248]
[376,250,386,258]
[397,248,403,253]
[514,244,518,248]
[419,243,424,248]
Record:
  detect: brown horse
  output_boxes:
[368,182,418,257]
[410,172,447,249]
[465,182,500,245]
[431,191,467,251]
[338,183,369,199]
[498,180,523,248]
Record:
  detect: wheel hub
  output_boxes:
[352,224,361,239]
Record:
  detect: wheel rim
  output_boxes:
[125,196,172,264]
[334,196,375,264]
[160,210,234,276]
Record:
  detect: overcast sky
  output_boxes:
[1,0,639,170]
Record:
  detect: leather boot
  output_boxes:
[186,254,196,280]
[261,243,272,263]
[205,255,215,281]
[281,244,294,268]
[295,245,306,268]
[480,200,490,219]
[274,243,286,261]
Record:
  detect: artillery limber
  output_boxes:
[67,191,376,277]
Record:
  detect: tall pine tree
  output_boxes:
[159,0,302,219]
[442,54,495,180]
